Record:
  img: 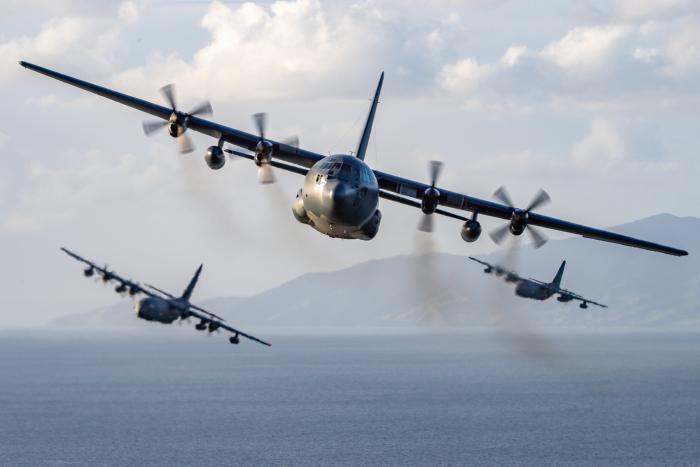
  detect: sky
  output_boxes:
[1,0,698,327]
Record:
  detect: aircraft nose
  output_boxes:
[328,183,357,205]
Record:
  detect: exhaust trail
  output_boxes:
[410,232,457,327]
[486,238,563,361]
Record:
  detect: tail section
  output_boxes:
[552,260,566,287]
[355,72,384,161]
[181,264,203,301]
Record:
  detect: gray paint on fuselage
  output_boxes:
[133,296,182,323]
[294,154,381,239]
[515,280,556,301]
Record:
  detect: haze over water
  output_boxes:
[1,332,699,466]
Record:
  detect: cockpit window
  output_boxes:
[326,162,342,178]
[359,165,375,184]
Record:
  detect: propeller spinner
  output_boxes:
[418,160,444,233]
[142,84,212,154]
[489,186,550,248]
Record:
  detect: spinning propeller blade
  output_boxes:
[490,186,551,248]
[142,84,212,154]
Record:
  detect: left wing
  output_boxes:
[25,62,687,257]
[186,307,271,347]
[61,247,155,298]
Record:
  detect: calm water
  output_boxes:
[0,333,699,466]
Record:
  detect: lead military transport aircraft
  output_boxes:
[61,248,270,347]
[468,257,606,309]
[22,62,687,257]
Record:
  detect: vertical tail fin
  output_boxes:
[181,264,203,301]
[552,260,566,287]
[355,72,384,161]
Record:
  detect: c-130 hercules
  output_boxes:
[21,61,687,257]
[468,257,606,309]
[61,248,270,347]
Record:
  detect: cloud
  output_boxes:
[0,9,135,84]
[437,13,700,110]
[113,0,392,101]
[542,25,629,72]
[438,57,494,95]
[572,118,626,168]
[1,150,168,232]
[614,0,692,18]
[663,18,700,75]
[118,0,142,23]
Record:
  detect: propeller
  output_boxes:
[224,114,298,181]
[418,160,444,233]
[490,186,550,248]
[252,113,275,184]
[142,84,212,154]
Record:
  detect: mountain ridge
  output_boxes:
[48,213,698,332]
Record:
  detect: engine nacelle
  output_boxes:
[115,283,127,294]
[84,267,94,277]
[205,146,225,170]
[509,209,528,236]
[168,122,180,137]
[229,334,240,345]
[254,140,273,166]
[421,187,440,214]
[557,295,573,302]
[207,322,220,333]
[579,302,588,309]
[195,320,208,331]
[460,219,482,242]
[353,209,382,240]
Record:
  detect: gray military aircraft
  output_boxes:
[61,248,270,347]
[22,61,688,256]
[468,256,606,309]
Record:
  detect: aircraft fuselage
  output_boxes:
[515,280,556,301]
[292,154,381,240]
[134,296,181,323]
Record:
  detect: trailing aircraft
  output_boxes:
[468,257,606,309]
[22,62,687,257]
[61,247,270,347]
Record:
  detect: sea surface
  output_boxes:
[0,332,699,466]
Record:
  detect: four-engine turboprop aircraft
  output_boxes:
[22,61,688,257]
[468,257,606,309]
[61,248,270,347]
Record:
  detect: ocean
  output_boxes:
[1,332,699,466]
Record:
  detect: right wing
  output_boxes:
[468,256,521,282]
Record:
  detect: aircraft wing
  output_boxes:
[61,247,156,298]
[26,62,687,257]
[375,172,687,256]
[468,256,521,282]
[528,278,607,308]
[19,61,322,169]
[555,288,607,308]
[186,307,271,347]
